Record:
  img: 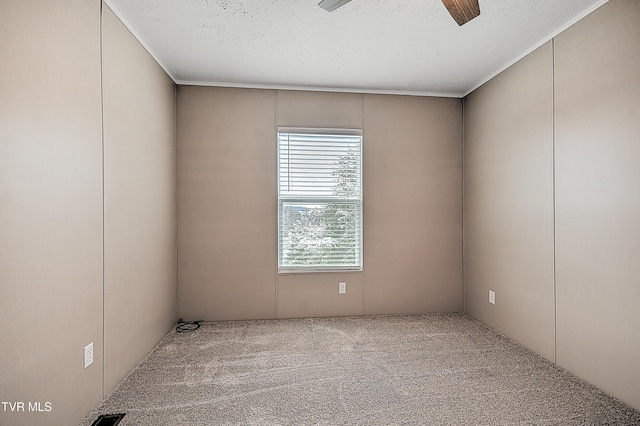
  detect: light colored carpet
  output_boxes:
[80,314,640,425]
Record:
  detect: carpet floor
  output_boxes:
[80,314,640,425]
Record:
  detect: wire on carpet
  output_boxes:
[176,319,202,333]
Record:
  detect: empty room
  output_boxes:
[1,0,639,424]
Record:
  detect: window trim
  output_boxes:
[277,127,363,273]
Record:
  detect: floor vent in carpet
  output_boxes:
[91,413,126,426]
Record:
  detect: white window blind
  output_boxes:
[278,128,362,271]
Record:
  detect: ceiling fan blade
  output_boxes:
[318,0,352,12]
[441,0,481,26]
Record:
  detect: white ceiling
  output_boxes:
[105,0,607,97]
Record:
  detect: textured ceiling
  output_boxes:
[105,0,607,97]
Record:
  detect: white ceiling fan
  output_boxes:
[318,0,481,26]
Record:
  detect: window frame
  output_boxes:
[277,127,363,273]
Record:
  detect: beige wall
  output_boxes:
[554,0,640,411]
[0,1,104,425]
[277,272,364,319]
[464,0,640,411]
[177,86,278,321]
[178,88,463,320]
[463,42,555,361]
[102,5,177,394]
[364,94,463,314]
[0,2,177,424]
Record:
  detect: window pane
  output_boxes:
[278,132,361,199]
[280,202,361,268]
[277,129,362,270]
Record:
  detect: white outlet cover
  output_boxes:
[489,290,496,305]
[339,282,346,294]
[84,342,94,369]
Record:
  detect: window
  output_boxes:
[278,128,362,271]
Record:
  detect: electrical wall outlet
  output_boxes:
[338,282,346,294]
[84,342,94,369]
[488,290,496,305]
